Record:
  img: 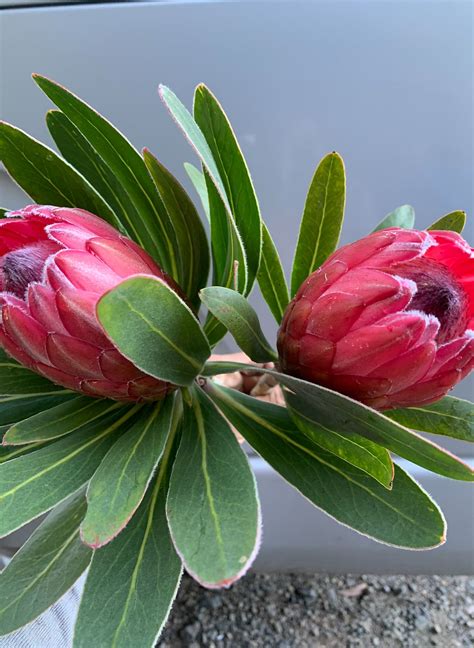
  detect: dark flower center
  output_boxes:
[393,259,468,344]
[0,241,59,299]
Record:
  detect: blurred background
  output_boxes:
[1,0,473,576]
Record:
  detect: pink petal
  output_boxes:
[327,230,397,269]
[387,369,462,408]
[46,333,103,379]
[36,363,82,392]
[350,278,415,330]
[306,292,365,342]
[297,334,335,370]
[0,219,47,254]
[128,377,169,401]
[0,328,36,368]
[296,260,348,302]
[369,341,436,393]
[284,298,313,339]
[121,237,164,275]
[80,379,133,401]
[46,223,91,250]
[27,284,68,334]
[2,304,50,365]
[53,250,121,292]
[332,312,428,376]
[327,374,392,400]
[55,288,110,347]
[51,207,120,238]
[99,349,142,382]
[86,237,153,277]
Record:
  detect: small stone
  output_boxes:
[467,604,474,617]
[415,614,430,631]
[430,624,441,634]
[372,638,380,646]
[179,621,201,642]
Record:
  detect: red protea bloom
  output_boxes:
[278,228,474,410]
[0,205,178,401]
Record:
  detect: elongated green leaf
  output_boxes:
[0,122,116,222]
[46,109,128,234]
[208,383,446,549]
[286,402,393,488]
[158,85,248,307]
[81,395,179,548]
[0,406,138,537]
[0,489,92,636]
[0,348,67,395]
[74,440,182,648]
[202,362,474,482]
[0,208,10,218]
[387,396,474,442]
[428,210,466,233]
[286,387,474,483]
[203,171,248,345]
[167,387,260,587]
[143,148,209,304]
[184,162,210,220]
[200,287,277,363]
[3,397,121,445]
[0,441,47,465]
[291,152,346,296]
[159,85,231,214]
[34,75,179,278]
[194,84,262,292]
[372,204,415,232]
[97,276,210,386]
[0,393,73,427]
[257,222,290,323]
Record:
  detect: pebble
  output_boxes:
[157,574,471,647]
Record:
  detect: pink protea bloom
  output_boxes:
[0,205,179,402]
[278,228,474,410]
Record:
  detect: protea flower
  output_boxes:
[278,227,474,410]
[0,205,178,401]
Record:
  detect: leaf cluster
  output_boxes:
[0,76,471,646]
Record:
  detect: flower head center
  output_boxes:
[0,241,60,298]
[394,259,468,343]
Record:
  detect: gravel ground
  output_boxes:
[157,573,473,647]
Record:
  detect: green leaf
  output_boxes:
[257,222,290,324]
[200,287,277,363]
[428,210,466,233]
[46,109,127,234]
[0,489,92,636]
[158,85,248,308]
[74,437,182,648]
[0,348,68,395]
[0,122,116,222]
[34,75,179,279]
[286,401,394,489]
[97,276,210,386]
[208,383,446,550]
[167,387,260,587]
[203,172,248,345]
[372,204,415,232]
[286,385,474,483]
[291,152,346,296]
[81,395,180,548]
[184,162,210,220]
[143,148,210,305]
[3,397,121,445]
[0,406,138,537]
[387,396,474,442]
[159,85,232,215]
[193,84,262,292]
[202,362,474,482]
[0,393,74,428]
[0,441,47,465]
[0,208,10,218]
